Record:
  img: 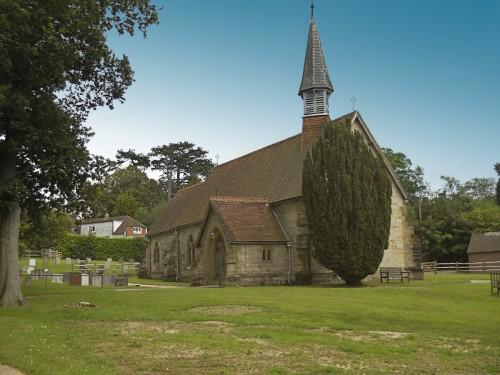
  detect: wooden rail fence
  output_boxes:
[422,260,500,273]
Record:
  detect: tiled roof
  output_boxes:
[82,215,128,225]
[467,232,500,253]
[299,16,333,95]
[149,132,306,235]
[209,197,287,243]
[113,216,147,234]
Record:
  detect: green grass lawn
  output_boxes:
[0,274,499,374]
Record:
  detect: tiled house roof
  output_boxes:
[468,232,500,253]
[208,197,287,243]
[113,216,147,235]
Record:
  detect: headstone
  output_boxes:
[86,257,92,263]
[103,274,116,286]
[123,264,129,274]
[81,273,89,286]
[65,257,72,265]
[52,274,63,283]
[62,272,70,283]
[90,274,103,287]
[107,258,112,263]
[76,258,81,264]
[29,258,36,267]
[55,257,61,265]
[69,272,81,286]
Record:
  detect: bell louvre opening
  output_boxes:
[304,89,329,116]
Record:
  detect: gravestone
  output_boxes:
[65,257,72,265]
[76,258,81,264]
[123,264,129,274]
[52,274,63,283]
[29,258,36,267]
[90,274,103,287]
[69,272,81,286]
[62,272,70,283]
[103,274,116,286]
[55,257,61,265]
[86,257,92,263]
[81,273,89,286]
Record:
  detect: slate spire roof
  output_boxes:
[298,14,334,95]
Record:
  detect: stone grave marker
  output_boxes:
[81,273,89,286]
[65,257,72,265]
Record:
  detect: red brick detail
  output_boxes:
[125,227,146,237]
[301,115,330,150]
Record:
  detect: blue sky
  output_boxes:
[86,0,500,189]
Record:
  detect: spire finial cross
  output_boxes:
[350,96,357,112]
[310,0,314,18]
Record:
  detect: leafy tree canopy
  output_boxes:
[82,165,165,226]
[0,0,158,307]
[149,141,214,197]
[382,148,427,203]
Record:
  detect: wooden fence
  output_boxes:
[422,260,500,273]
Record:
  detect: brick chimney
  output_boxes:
[301,115,330,150]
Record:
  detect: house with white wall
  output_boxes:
[79,215,147,238]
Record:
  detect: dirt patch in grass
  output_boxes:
[307,327,411,341]
[187,304,263,316]
[119,320,235,336]
[0,364,26,375]
[88,321,498,375]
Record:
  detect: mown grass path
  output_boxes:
[0,274,499,374]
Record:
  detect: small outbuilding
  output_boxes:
[467,232,500,263]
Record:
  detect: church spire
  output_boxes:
[299,2,333,149]
[299,6,333,116]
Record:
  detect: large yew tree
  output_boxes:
[0,1,158,307]
[302,120,392,285]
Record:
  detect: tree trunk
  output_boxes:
[0,202,24,307]
[0,147,25,307]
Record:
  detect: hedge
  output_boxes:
[57,233,148,262]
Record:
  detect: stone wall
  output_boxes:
[228,243,289,285]
[146,223,200,281]
[379,183,415,269]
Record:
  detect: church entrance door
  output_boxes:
[214,236,225,285]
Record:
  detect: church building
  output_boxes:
[146,7,419,285]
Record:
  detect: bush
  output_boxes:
[58,234,148,262]
[302,119,392,285]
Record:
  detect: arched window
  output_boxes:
[153,243,160,264]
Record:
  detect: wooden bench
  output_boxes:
[380,267,410,283]
[491,273,500,296]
